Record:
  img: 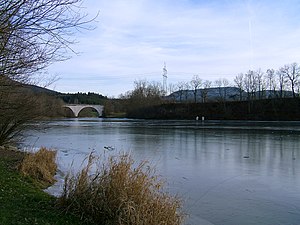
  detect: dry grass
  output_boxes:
[58,153,185,225]
[19,147,57,186]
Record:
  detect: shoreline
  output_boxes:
[0,147,87,225]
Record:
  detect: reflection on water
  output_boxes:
[22,119,300,225]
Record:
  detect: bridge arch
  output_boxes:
[63,104,104,117]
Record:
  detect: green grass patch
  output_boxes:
[0,148,86,225]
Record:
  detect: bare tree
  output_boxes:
[215,78,229,102]
[123,79,165,117]
[276,69,287,98]
[183,82,190,102]
[214,78,230,117]
[190,75,202,103]
[130,80,163,100]
[265,69,277,98]
[0,0,95,145]
[234,73,244,101]
[0,77,64,145]
[279,63,300,98]
[201,80,212,103]
[255,69,264,99]
[176,81,185,102]
[0,0,95,82]
[244,70,257,100]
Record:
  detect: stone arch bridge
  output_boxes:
[63,104,104,117]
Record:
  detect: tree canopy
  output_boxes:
[0,0,94,82]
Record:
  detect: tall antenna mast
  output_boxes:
[162,62,168,95]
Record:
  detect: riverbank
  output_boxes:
[0,147,86,225]
[126,98,300,120]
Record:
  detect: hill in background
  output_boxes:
[167,87,293,102]
[23,84,107,104]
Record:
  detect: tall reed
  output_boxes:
[59,153,185,225]
[19,147,57,185]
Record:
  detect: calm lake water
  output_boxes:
[22,118,300,225]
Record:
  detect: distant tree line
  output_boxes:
[234,62,300,100]
[166,62,300,103]
[119,80,164,115]
[120,62,300,118]
[59,92,107,105]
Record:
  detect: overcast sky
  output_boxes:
[47,0,300,97]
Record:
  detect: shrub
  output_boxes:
[19,147,57,186]
[59,153,185,225]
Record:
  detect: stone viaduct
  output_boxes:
[63,104,104,117]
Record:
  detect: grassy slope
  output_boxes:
[0,149,85,225]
